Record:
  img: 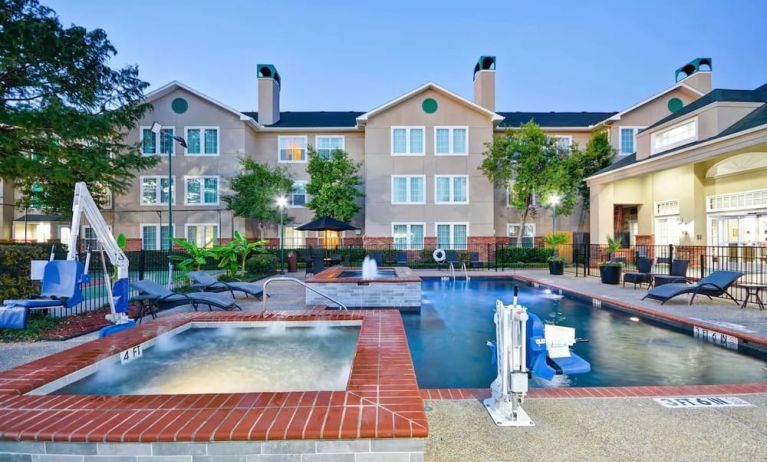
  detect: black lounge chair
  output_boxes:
[186,271,264,299]
[446,250,459,267]
[306,256,325,277]
[131,280,240,319]
[469,252,483,270]
[642,270,743,306]
[623,257,654,289]
[369,252,383,266]
[396,251,408,266]
[653,259,689,287]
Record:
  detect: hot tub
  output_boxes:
[305,266,422,311]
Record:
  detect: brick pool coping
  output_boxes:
[0,310,428,442]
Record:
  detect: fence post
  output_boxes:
[668,244,674,275]
[138,250,145,281]
[699,252,705,279]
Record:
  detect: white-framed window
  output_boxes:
[185,176,219,205]
[140,126,175,156]
[283,226,307,248]
[140,176,175,205]
[289,181,307,207]
[435,223,468,249]
[619,127,643,155]
[185,224,219,248]
[707,188,767,213]
[550,135,572,150]
[141,224,175,251]
[507,223,536,238]
[434,126,468,155]
[651,118,698,154]
[655,199,680,217]
[391,126,425,155]
[82,225,111,250]
[184,127,219,156]
[435,175,469,204]
[392,223,425,250]
[315,135,345,158]
[278,136,308,162]
[654,217,680,246]
[391,175,425,204]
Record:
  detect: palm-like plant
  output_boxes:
[170,238,216,271]
[603,235,624,265]
[543,232,569,262]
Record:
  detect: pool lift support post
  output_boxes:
[68,182,134,336]
[484,286,590,426]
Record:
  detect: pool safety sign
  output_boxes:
[693,326,738,350]
[654,396,751,408]
[120,344,143,364]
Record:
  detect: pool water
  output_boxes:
[403,278,767,388]
[55,325,360,395]
[337,269,398,279]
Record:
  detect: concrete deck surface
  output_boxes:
[425,395,767,462]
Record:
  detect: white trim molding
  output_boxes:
[391,175,426,204]
[434,175,469,204]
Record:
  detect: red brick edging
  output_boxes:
[0,311,427,442]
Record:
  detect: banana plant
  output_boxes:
[231,231,268,276]
[170,238,216,271]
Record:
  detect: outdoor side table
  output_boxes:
[739,283,766,310]
[652,274,686,287]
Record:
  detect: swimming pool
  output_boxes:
[402,278,767,389]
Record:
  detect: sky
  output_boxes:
[46,0,767,113]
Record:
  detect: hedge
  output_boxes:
[496,247,554,263]
[0,243,60,301]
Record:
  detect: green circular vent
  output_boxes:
[667,97,683,113]
[422,98,438,114]
[171,97,188,114]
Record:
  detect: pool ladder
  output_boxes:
[448,262,470,282]
[261,276,348,311]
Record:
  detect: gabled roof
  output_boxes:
[497,112,616,129]
[145,81,257,124]
[355,82,504,124]
[597,81,705,125]
[241,111,363,128]
[644,83,767,131]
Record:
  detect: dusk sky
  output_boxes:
[47,0,767,113]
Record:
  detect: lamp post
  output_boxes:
[150,122,186,286]
[276,196,288,274]
[549,194,561,233]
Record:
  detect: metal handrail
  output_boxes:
[261,276,348,311]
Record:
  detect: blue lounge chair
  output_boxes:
[186,271,264,299]
[642,270,743,305]
[131,280,240,318]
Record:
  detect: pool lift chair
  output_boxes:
[0,182,134,335]
[485,287,590,426]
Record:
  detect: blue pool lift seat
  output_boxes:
[525,312,590,381]
[4,260,89,309]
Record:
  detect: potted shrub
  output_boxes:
[599,235,624,284]
[543,232,569,275]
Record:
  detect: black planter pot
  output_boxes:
[599,265,622,284]
[548,260,564,275]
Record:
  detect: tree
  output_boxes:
[305,147,363,223]
[480,121,576,246]
[223,158,293,238]
[0,0,158,213]
[568,129,616,208]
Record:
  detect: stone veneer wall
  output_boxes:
[0,439,424,462]
[306,282,421,308]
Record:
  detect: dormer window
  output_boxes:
[651,118,698,154]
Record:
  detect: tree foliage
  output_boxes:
[568,129,616,208]
[305,147,363,223]
[223,158,293,237]
[0,0,158,213]
[480,121,577,246]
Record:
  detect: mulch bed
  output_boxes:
[38,304,141,341]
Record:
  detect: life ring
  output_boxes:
[433,249,446,262]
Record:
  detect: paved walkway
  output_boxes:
[425,395,767,462]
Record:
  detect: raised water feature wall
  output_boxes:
[305,266,422,311]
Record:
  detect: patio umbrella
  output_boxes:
[296,216,358,248]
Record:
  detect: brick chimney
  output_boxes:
[473,56,496,111]
[257,64,280,125]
